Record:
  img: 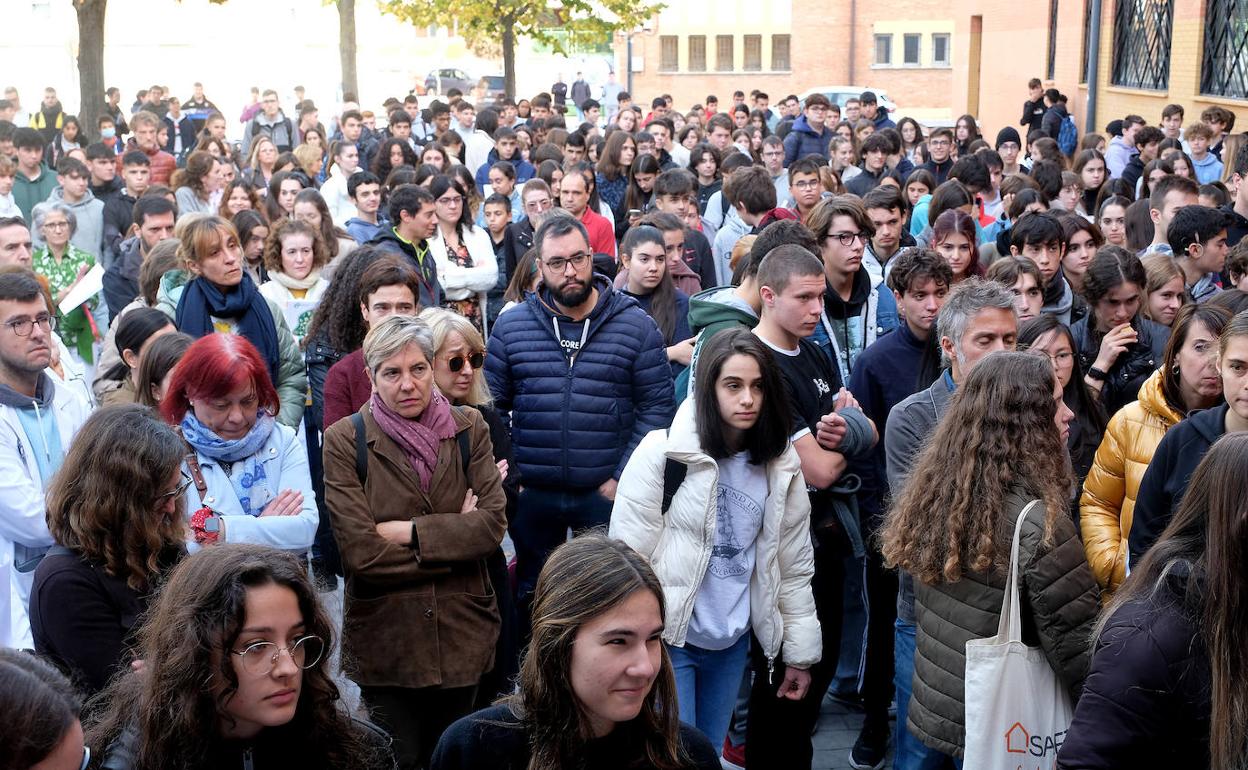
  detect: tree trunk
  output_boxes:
[502,14,516,100]
[338,0,359,100]
[74,0,108,142]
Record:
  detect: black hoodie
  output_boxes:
[1128,403,1229,562]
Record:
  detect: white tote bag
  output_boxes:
[963,500,1073,770]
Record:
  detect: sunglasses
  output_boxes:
[447,352,484,372]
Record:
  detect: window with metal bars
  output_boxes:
[1111,0,1172,90]
[1080,0,1092,83]
[717,35,734,71]
[772,34,791,70]
[1047,0,1059,80]
[689,35,707,72]
[660,35,678,71]
[744,35,762,71]
[1201,0,1248,99]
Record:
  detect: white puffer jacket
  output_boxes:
[610,400,821,669]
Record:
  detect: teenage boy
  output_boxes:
[1201,106,1234,159]
[96,115,122,156]
[844,248,952,769]
[1021,77,1046,135]
[986,255,1045,322]
[1168,204,1231,303]
[714,166,777,283]
[36,158,104,263]
[1161,103,1184,141]
[345,172,387,245]
[12,128,56,221]
[807,196,897,381]
[102,150,150,260]
[845,133,896,197]
[1222,144,1248,247]
[652,168,717,288]
[995,126,1023,175]
[1141,175,1200,257]
[750,243,875,770]
[783,93,833,166]
[1185,122,1224,184]
[1121,125,1164,193]
[479,161,524,227]
[367,183,441,308]
[84,143,121,203]
[919,128,954,184]
[787,157,825,225]
[862,185,916,284]
[482,193,510,255]
[1009,211,1070,323]
[474,127,535,193]
[980,150,1005,220]
[1106,114,1145,179]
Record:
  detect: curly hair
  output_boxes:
[83,544,389,770]
[300,245,390,351]
[370,137,419,183]
[262,217,329,275]
[880,351,1072,584]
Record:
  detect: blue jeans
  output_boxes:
[668,634,751,750]
[512,485,614,616]
[893,619,962,770]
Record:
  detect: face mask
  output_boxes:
[100,128,116,139]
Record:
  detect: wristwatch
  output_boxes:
[1086,365,1109,380]
[190,506,222,545]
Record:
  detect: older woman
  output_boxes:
[159,214,306,427]
[31,201,98,367]
[323,315,506,770]
[160,333,317,554]
[31,404,187,694]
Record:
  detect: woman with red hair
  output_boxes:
[162,333,317,552]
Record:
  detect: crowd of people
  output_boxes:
[0,72,1247,770]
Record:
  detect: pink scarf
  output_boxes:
[369,389,457,490]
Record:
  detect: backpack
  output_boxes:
[1058,114,1078,156]
[660,427,688,515]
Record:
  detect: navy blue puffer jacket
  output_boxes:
[486,275,675,489]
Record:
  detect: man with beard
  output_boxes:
[485,211,675,622]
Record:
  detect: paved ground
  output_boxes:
[811,697,892,770]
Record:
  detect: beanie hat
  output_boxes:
[995,126,1022,149]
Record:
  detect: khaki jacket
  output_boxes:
[324,402,506,689]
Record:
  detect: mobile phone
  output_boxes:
[628,209,642,218]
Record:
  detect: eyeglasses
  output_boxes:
[42,221,69,230]
[793,179,821,190]
[437,195,463,206]
[828,232,867,246]
[232,634,325,677]
[157,472,193,504]
[447,351,484,372]
[1045,351,1074,366]
[5,313,55,336]
[543,252,592,272]
[525,198,553,211]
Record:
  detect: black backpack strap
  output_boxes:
[660,427,687,515]
[351,412,368,485]
[451,405,471,475]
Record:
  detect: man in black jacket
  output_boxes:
[101,196,175,318]
[919,128,955,185]
[102,151,151,265]
[1021,77,1046,135]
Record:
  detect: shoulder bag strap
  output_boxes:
[351,412,368,484]
[996,499,1043,643]
[174,428,208,504]
[660,427,688,516]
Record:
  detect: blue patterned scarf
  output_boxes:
[180,411,276,517]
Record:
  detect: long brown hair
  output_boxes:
[506,534,688,770]
[84,544,388,770]
[45,404,186,591]
[880,351,1072,584]
[1101,433,1248,769]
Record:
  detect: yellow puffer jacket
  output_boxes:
[1079,368,1183,594]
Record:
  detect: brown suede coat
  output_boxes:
[324,401,506,689]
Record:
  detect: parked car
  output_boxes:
[420,68,475,97]
[478,75,506,103]
[798,86,899,114]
